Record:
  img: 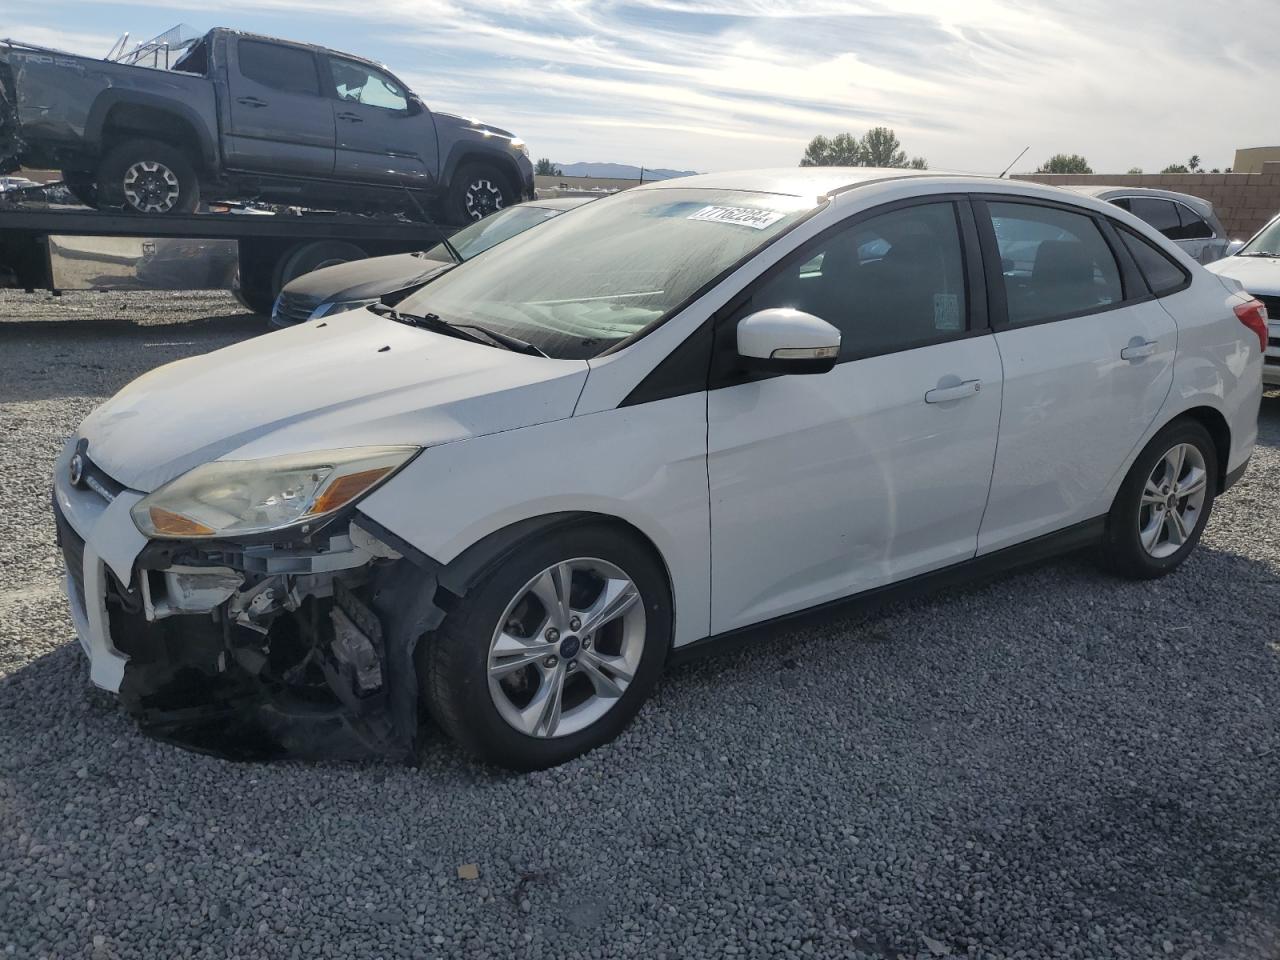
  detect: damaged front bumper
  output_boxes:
[52,441,445,761]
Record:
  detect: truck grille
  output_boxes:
[1256,295,1280,322]
[273,291,319,326]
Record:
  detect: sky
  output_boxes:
[2,0,1275,176]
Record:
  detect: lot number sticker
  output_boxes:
[687,205,787,230]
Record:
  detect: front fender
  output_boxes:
[355,394,711,646]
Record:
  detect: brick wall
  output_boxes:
[1014,166,1280,240]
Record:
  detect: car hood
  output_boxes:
[284,253,453,304]
[1205,255,1280,294]
[79,310,589,493]
[433,112,516,140]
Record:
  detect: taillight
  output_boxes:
[1234,298,1269,352]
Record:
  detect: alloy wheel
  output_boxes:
[487,557,645,739]
[122,160,180,213]
[463,178,504,220]
[1138,442,1208,558]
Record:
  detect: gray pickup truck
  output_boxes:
[0,29,534,223]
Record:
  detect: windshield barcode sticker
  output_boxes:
[687,205,787,230]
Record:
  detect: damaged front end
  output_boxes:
[103,516,445,761]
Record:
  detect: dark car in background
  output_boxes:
[270,197,595,326]
[0,28,533,223]
[1065,186,1235,264]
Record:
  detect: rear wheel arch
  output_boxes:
[1172,405,1231,490]
[94,99,212,173]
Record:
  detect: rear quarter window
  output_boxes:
[1116,227,1189,295]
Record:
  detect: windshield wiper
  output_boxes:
[453,323,547,357]
[369,303,546,356]
[368,302,489,346]
[1236,251,1280,258]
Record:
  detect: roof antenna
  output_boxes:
[998,146,1030,179]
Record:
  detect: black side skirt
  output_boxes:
[670,516,1107,667]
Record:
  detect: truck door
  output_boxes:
[224,37,335,177]
[323,54,438,189]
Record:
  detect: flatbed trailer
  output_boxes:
[0,201,454,313]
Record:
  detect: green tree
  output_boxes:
[1187,155,1201,172]
[800,128,926,169]
[1036,154,1093,174]
[534,158,562,177]
[800,133,864,166]
[1126,167,1143,175]
[1161,163,1190,173]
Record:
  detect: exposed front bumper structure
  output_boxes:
[52,440,444,761]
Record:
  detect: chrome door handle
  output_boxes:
[924,379,982,404]
[1121,339,1158,361]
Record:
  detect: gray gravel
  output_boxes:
[2,290,1279,960]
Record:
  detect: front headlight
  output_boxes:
[131,446,419,539]
[510,138,530,158]
[312,299,378,321]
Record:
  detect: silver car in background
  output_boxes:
[1066,186,1234,264]
[1207,211,1280,387]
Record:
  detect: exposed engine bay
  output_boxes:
[83,513,446,761]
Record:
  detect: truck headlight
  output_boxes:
[510,138,529,158]
[131,446,419,539]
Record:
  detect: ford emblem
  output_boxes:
[68,453,85,488]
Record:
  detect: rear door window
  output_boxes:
[1172,203,1215,240]
[987,202,1124,327]
[238,40,321,96]
[1116,197,1181,239]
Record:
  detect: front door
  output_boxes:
[973,198,1178,553]
[707,198,1003,633]
[325,55,437,189]
[224,37,335,177]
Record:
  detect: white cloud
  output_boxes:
[2,0,1273,173]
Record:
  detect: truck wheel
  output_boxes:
[96,139,200,215]
[445,162,516,225]
[60,171,98,207]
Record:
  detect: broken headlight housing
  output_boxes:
[130,446,419,539]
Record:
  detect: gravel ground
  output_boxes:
[1,290,1278,960]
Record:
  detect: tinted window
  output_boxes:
[1121,197,1181,237]
[1172,203,1214,240]
[328,56,408,111]
[749,202,968,360]
[1117,227,1188,295]
[238,40,320,96]
[989,202,1123,327]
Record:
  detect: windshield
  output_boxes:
[418,205,567,264]
[1239,215,1280,257]
[398,188,819,359]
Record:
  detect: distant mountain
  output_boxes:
[553,162,698,181]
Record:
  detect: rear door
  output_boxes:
[324,55,438,188]
[974,197,1178,553]
[224,38,335,177]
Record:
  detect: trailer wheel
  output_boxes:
[273,240,368,291]
[96,139,200,215]
[60,171,98,207]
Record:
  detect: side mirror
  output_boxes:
[736,308,840,375]
[407,94,425,115]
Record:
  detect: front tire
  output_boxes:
[444,161,516,225]
[96,139,199,215]
[1100,419,1218,579]
[420,523,671,769]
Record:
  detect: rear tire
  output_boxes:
[444,162,516,225]
[1100,419,1218,579]
[273,240,367,292]
[420,522,671,770]
[96,139,199,215]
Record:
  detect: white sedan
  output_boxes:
[53,168,1264,768]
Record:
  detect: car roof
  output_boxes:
[1063,184,1216,215]
[527,196,597,211]
[633,167,946,198]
